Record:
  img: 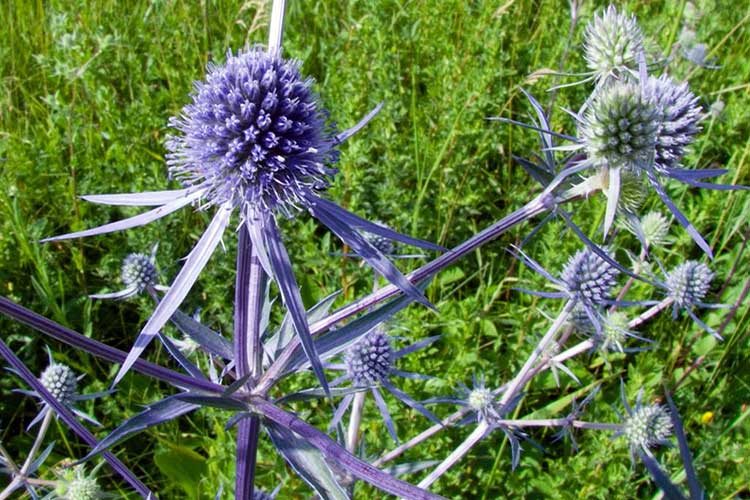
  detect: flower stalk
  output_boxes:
[234,228,267,499]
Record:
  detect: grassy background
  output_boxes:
[1,0,749,498]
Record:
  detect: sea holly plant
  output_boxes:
[0,2,746,499]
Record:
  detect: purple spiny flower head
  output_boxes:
[166,47,338,217]
[644,75,703,173]
[561,248,619,308]
[40,363,78,407]
[345,328,393,386]
[121,252,158,292]
[666,261,713,309]
[581,82,660,170]
[584,5,644,81]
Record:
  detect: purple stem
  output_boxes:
[0,337,153,498]
[0,296,223,393]
[233,227,266,499]
[248,397,446,500]
[257,194,551,394]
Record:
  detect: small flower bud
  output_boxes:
[40,363,77,407]
[467,387,494,413]
[121,253,158,292]
[623,404,672,450]
[55,465,102,500]
[561,248,619,307]
[617,171,648,213]
[345,329,393,386]
[365,221,396,255]
[666,261,713,309]
[66,476,101,500]
[584,5,645,80]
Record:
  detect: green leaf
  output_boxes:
[265,421,350,500]
[154,443,208,499]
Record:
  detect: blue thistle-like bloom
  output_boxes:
[166,48,337,217]
[326,328,441,442]
[644,75,703,174]
[89,243,167,300]
[12,350,109,429]
[345,328,393,386]
[513,246,619,333]
[615,388,672,460]
[581,82,660,170]
[666,260,713,309]
[364,220,397,255]
[424,375,507,424]
[572,75,733,253]
[624,404,672,450]
[646,260,725,339]
[121,253,158,291]
[40,363,78,407]
[43,47,441,390]
[560,248,620,307]
[584,5,644,81]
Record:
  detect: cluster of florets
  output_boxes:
[625,211,671,248]
[40,363,78,407]
[54,464,103,500]
[598,310,630,352]
[345,329,393,386]
[666,261,713,308]
[644,75,703,172]
[467,386,494,414]
[365,221,396,255]
[166,47,338,216]
[584,5,644,79]
[582,83,660,169]
[623,403,673,451]
[121,252,159,292]
[561,248,619,307]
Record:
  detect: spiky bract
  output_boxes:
[584,5,644,79]
[345,329,393,386]
[166,48,338,217]
[40,364,77,407]
[666,261,713,308]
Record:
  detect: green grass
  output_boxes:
[1,0,749,498]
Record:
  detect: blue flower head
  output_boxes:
[43,47,441,390]
[166,48,338,217]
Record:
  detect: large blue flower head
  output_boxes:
[42,46,440,392]
[166,48,338,217]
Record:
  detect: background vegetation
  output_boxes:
[1,0,748,497]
